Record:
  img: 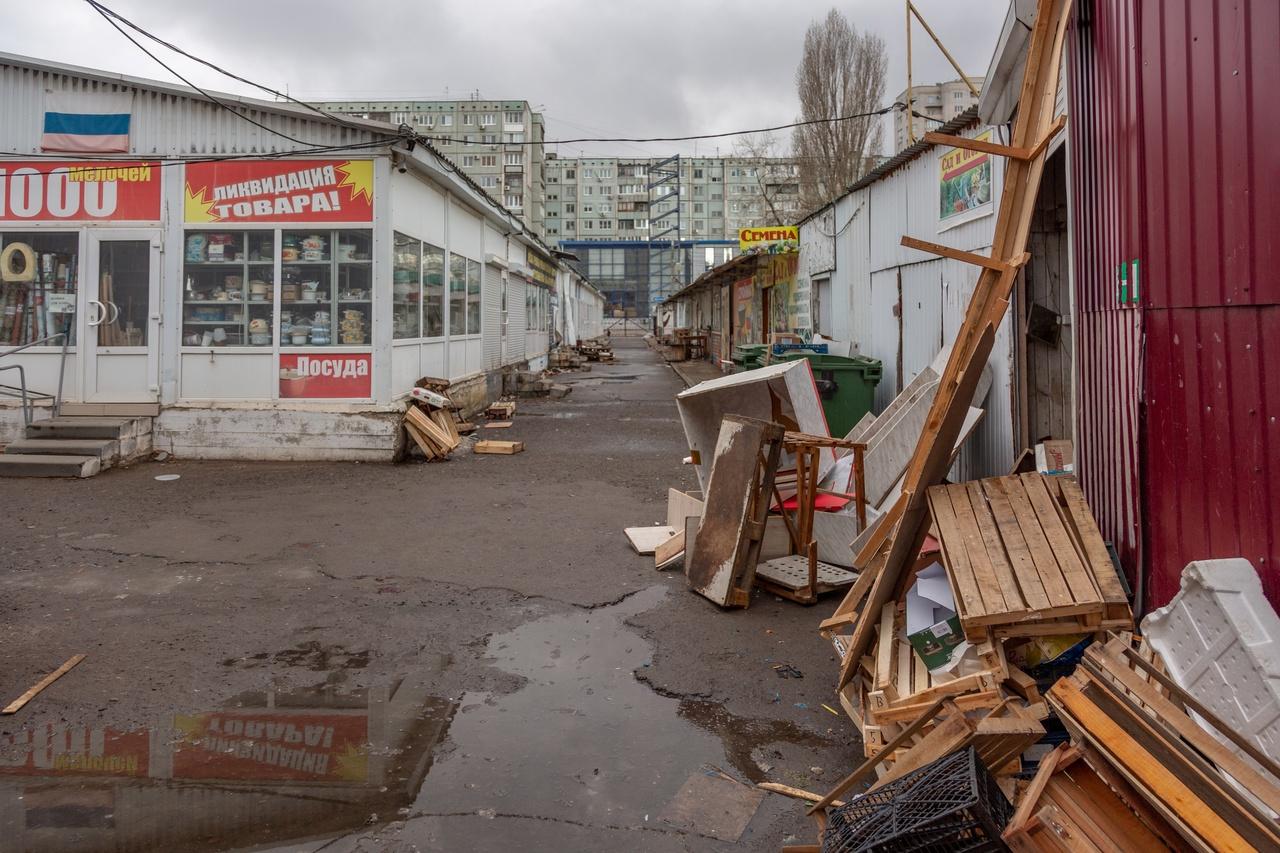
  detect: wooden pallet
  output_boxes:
[755,555,856,597]
[925,473,1131,639]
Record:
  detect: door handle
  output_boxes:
[86,299,106,326]
[106,301,120,325]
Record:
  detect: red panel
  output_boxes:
[1140,0,1280,309]
[1143,306,1280,605]
[1068,0,1145,587]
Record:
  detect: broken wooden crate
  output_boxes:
[1045,635,1280,852]
[404,405,461,460]
[926,473,1131,639]
[473,440,524,455]
[485,401,516,420]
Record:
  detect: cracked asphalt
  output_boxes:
[0,338,862,852]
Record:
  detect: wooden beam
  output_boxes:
[908,2,980,96]
[901,236,1007,272]
[1026,114,1068,161]
[3,654,86,714]
[831,0,1073,683]
[923,131,1031,160]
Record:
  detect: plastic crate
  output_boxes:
[822,748,1013,853]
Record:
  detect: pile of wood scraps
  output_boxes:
[402,378,465,461]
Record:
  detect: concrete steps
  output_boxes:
[0,453,101,478]
[0,415,152,477]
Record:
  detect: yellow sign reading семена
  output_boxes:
[739,226,799,253]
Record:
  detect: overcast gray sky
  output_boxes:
[2,0,1008,158]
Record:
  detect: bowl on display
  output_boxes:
[250,332,271,346]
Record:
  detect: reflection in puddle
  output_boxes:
[0,681,455,852]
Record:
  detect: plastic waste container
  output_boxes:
[732,344,769,372]
[779,353,882,437]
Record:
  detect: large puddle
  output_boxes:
[0,585,831,850]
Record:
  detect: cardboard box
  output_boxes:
[905,562,966,670]
[1035,439,1074,474]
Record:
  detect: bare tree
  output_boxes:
[793,9,888,210]
[730,132,801,226]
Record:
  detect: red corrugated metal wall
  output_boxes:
[1068,0,1146,594]
[1137,0,1280,606]
[1071,0,1280,609]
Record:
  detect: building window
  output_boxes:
[2,232,79,346]
[505,194,523,209]
[481,113,496,126]
[463,114,475,126]
[565,203,576,214]
[423,243,444,337]
[480,176,498,188]
[598,220,612,229]
[504,133,525,143]
[504,152,523,166]
[694,168,704,178]
[504,111,522,124]
[482,155,497,167]
[393,232,421,340]
[584,186,593,195]
[462,155,477,167]
[565,169,576,180]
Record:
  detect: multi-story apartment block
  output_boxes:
[545,154,803,316]
[316,98,546,236]
[892,77,985,152]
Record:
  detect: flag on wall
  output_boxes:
[41,91,133,153]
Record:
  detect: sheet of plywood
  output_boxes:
[666,488,705,529]
[812,512,860,569]
[676,360,831,494]
[685,416,783,607]
[625,526,678,555]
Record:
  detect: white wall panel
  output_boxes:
[390,344,419,395]
[448,202,484,262]
[391,177,447,248]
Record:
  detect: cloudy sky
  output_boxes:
[2,0,1009,158]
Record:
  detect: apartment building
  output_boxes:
[544,154,803,316]
[317,98,546,236]
[892,77,985,152]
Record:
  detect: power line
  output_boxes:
[83,0,316,146]
[0,138,394,169]
[83,0,342,125]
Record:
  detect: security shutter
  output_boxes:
[506,277,527,363]
[482,264,504,370]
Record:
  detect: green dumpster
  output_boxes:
[779,353,882,437]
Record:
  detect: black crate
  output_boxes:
[822,747,1014,853]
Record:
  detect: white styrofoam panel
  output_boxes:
[1142,559,1280,784]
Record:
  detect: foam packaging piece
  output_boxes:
[1142,558,1280,770]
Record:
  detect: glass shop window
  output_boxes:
[0,232,79,346]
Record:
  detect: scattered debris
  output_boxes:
[483,421,514,429]
[154,474,180,482]
[624,525,679,555]
[3,653,86,714]
[401,378,468,462]
[772,664,804,679]
[485,401,516,420]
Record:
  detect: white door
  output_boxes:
[84,230,161,402]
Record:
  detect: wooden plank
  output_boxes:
[483,421,513,429]
[807,698,949,813]
[925,486,986,620]
[653,530,685,567]
[1004,742,1066,838]
[624,526,678,555]
[923,130,1032,160]
[833,0,1074,678]
[404,421,441,459]
[944,483,1016,618]
[999,475,1075,608]
[869,712,976,790]
[1020,473,1101,605]
[666,488,705,530]
[1051,763,1182,853]
[473,440,524,455]
[901,235,1014,273]
[431,408,460,443]
[1078,675,1280,850]
[870,689,1002,724]
[1055,476,1130,612]
[1084,645,1280,816]
[981,464,1053,612]
[965,479,1036,616]
[874,603,896,696]
[3,654,86,714]
[1049,677,1254,852]
[406,406,457,451]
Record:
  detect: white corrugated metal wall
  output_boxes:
[801,121,1016,479]
[0,62,382,154]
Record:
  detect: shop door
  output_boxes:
[84,231,160,402]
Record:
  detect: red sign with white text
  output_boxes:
[0,161,161,221]
[279,353,372,398]
[172,711,368,783]
[0,723,149,777]
[185,159,373,223]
